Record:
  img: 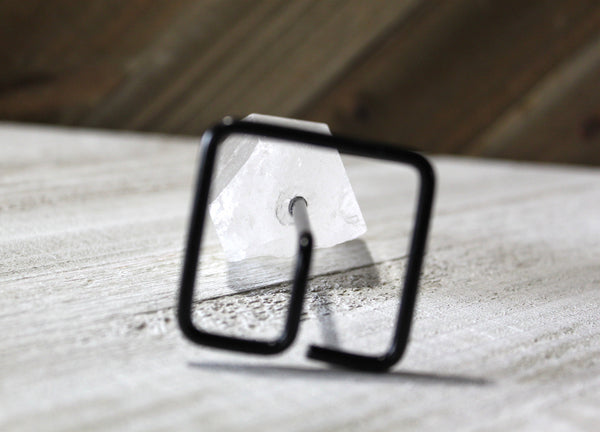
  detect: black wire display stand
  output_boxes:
[177,117,435,372]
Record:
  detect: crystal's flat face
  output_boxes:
[209,114,367,261]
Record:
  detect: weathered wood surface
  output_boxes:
[1,123,599,431]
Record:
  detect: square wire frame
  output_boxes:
[178,118,435,372]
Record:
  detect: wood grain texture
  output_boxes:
[0,0,420,135]
[468,32,600,165]
[0,0,194,124]
[299,0,600,164]
[2,1,600,165]
[1,123,599,431]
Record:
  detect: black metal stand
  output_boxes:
[177,117,435,371]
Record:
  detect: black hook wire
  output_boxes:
[177,123,312,355]
[177,118,435,371]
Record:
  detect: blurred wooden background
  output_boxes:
[1,0,600,165]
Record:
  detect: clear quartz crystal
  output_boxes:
[209,113,366,261]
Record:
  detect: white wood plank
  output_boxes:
[1,122,599,431]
